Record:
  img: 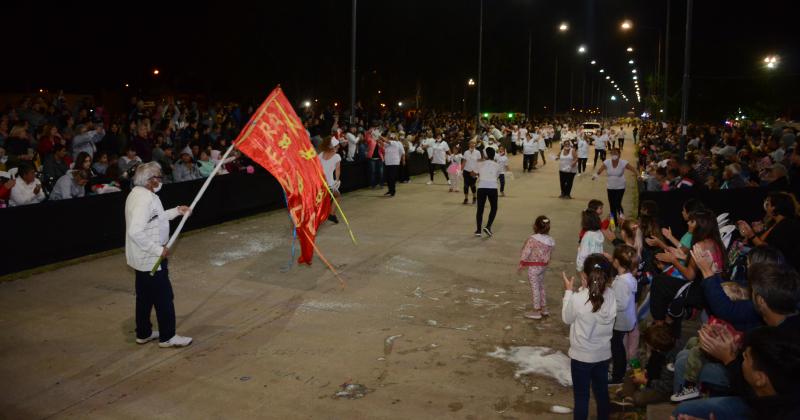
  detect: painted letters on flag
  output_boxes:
[234,87,331,264]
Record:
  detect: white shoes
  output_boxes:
[158,334,193,348]
[670,385,700,402]
[447,179,452,185]
[426,181,433,185]
[136,331,159,344]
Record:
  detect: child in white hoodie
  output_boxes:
[609,244,638,385]
[562,254,617,420]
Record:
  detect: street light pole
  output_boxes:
[663,0,671,118]
[526,31,532,118]
[679,0,693,131]
[476,0,484,131]
[553,56,558,119]
[349,0,357,124]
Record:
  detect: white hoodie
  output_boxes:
[611,272,638,331]
[562,287,617,363]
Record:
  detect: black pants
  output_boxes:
[429,162,449,181]
[577,158,588,173]
[611,329,629,382]
[463,170,476,195]
[539,150,546,164]
[385,164,399,195]
[607,188,625,225]
[559,171,576,197]
[523,154,535,172]
[399,162,410,182]
[618,138,625,150]
[135,259,176,342]
[593,149,606,167]
[476,188,498,231]
[650,275,705,337]
[498,174,505,193]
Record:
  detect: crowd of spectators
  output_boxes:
[637,119,799,199]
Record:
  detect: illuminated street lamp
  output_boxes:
[153,69,160,76]
[303,101,311,108]
[764,55,779,69]
[620,20,633,30]
[626,47,634,52]
[468,78,476,86]
[628,59,634,64]
[577,45,587,54]
[632,69,637,74]
[590,60,596,65]
[398,101,403,107]
[559,22,569,32]
[610,95,617,101]
[599,69,605,73]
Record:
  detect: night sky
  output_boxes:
[5,0,798,120]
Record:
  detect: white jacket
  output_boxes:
[611,273,638,331]
[124,186,181,272]
[576,230,605,270]
[9,178,45,207]
[562,287,617,363]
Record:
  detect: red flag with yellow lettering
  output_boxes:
[233,87,331,265]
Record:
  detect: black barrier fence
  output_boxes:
[1,153,434,276]
[638,187,769,239]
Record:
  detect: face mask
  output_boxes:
[612,155,620,161]
[153,181,163,193]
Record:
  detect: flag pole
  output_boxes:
[149,142,237,275]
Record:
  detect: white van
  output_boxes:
[582,121,602,136]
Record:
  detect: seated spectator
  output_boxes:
[0,168,16,204]
[720,163,747,189]
[9,164,45,206]
[118,146,142,174]
[42,144,69,181]
[92,151,109,175]
[5,123,33,168]
[173,152,201,182]
[71,123,105,159]
[737,191,800,269]
[153,144,175,181]
[50,169,90,200]
[197,150,215,177]
[765,163,790,191]
[36,124,65,157]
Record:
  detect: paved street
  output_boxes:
[1,131,636,419]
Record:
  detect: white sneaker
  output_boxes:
[426,181,433,185]
[136,331,159,344]
[158,334,193,348]
[670,385,700,402]
[447,179,452,185]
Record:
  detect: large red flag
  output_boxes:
[234,87,331,264]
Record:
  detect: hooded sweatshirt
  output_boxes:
[562,287,617,363]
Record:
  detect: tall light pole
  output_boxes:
[476,0,484,131]
[526,31,532,118]
[679,0,693,132]
[663,0,671,118]
[553,22,569,119]
[349,0,357,124]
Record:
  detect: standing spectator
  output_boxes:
[36,124,64,157]
[102,122,127,156]
[71,123,105,159]
[9,164,45,206]
[364,128,384,189]
[50,169,89,200]
[131,124,153,162]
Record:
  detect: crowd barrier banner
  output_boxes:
[1,153,432,276]
[638,187,769,238]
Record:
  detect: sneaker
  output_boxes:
[482,227,493,237]
[541,310,550,317]
[463,198,469,205]
[474,231,482,237]
[328,214,340,224]
[136,331,159,344]
[158,334,193,348]
[447,179,452,185]
[426,181,433,185]
[524,311,542,320]
[383,192,392,196]
[670,385,700,402]
[666,363,675,372]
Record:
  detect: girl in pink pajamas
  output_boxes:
[518,216,555,319]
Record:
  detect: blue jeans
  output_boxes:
[368,159,383,187]
[673,349,730,394]
[673,396,751,419]
[571,359,610,420]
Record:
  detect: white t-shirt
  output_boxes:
[577,138,589,158]
[537,136,547,150]
[522,138,537,154]
[421,137,436,158]
[559,149,577,173]
[319,153,341,186]
[477,160,501,189]
[462,149,482,172]
[612,272,638,331]
[604,159,628,190]
[383,140,404,166]
[594,135,608,150]
[431,140,449,165]
[495,154,509,171]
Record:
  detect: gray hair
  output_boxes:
[132,161,162,187]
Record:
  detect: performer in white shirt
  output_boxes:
[496,145,510,197]
[592,130,609,167]
[125,162,192,348]
[576,133,590,174]
[382,133,405,197]
[474,147,501,237]
[319,137,343,221]
[426,134,450,185]
[537,130,548,165]
[522,132,538,173]
[344,125,360,161]
[462,139,482,205]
